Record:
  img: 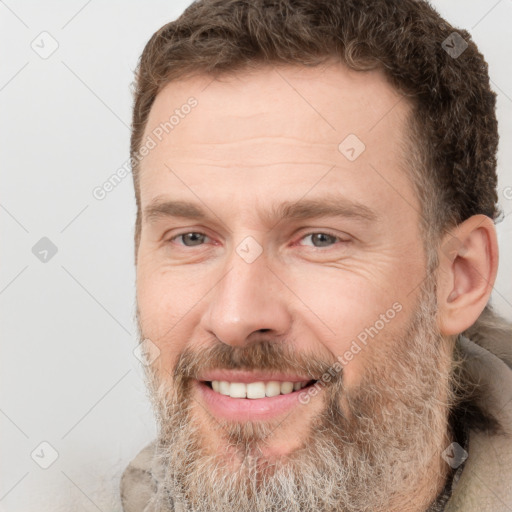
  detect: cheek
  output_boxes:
[288,269,413,387]
[136,264,205,370]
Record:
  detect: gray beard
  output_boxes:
[139,281,465,512]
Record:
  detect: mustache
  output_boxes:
[171,339,342,384]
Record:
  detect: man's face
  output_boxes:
[135,63,455,511]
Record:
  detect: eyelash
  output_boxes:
[167,231,348,249]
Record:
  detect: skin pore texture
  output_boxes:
[134,62,497,511]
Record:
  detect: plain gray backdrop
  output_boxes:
[1,1,511,510]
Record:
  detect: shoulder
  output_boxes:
[120,441,158,512]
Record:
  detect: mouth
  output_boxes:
[205,379,316,398]
[195,377,319,421]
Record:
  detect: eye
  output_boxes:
[167,231,347,250]
[298,232,345,248]
[170,232,211,247]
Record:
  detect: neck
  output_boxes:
[388,432,454,512]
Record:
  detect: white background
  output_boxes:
[1,1,511,510]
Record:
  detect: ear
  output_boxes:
[436,215,499,336]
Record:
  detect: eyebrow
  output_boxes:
[143,195,378,227]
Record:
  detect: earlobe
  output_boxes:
[437,215,499,336]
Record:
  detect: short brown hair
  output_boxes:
[130,0,499,253]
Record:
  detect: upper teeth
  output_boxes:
[211,380,308,399]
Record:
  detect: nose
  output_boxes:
[200,243,292,347]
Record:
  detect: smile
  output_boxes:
[207,379,314,398]
[195,373,320,421]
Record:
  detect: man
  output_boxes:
[121,0,512,510]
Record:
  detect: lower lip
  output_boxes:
[195,381,315,421]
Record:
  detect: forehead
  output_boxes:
[138,61,416,218]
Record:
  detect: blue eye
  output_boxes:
[299,232,340,248]
[172,232,210,247]
[168,231,345,250]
